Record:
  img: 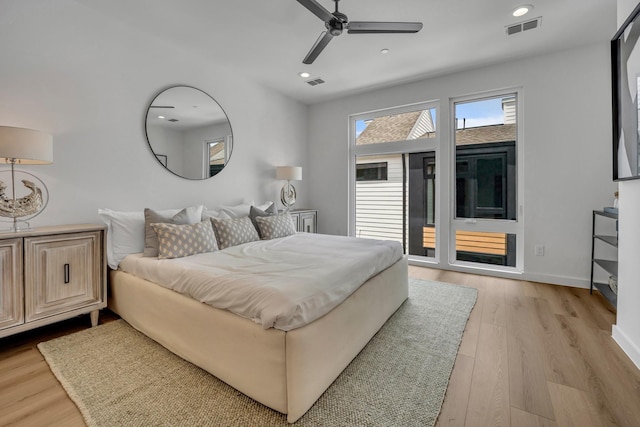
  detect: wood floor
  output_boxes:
[1,266,638,426]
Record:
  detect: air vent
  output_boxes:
[506,16,542,35]
[167,118,179,122]
[306,78,325,86]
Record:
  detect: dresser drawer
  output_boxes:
[24,231,102,322]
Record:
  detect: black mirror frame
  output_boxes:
[144,85,233,180]
[612,2,640,181]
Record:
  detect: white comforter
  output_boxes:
[119,233,403,331]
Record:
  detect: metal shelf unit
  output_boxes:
[590,210,618,308]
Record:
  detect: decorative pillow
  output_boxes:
[151,221,218,259]
[143,206,203,257]
[249,204,277,237]
[255,214,297,240]
[210,216,260,249]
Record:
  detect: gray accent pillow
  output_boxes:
[210,216,260,249]
[144,206,202,257]
[255,214,296,240]
[151,221,218,259]
[249,204,277,237]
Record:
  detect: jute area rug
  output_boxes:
[38,278,477,427]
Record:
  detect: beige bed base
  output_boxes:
[108,257,408,423]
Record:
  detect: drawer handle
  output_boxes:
[64,263,70,284]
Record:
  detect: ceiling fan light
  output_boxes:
[512,4,533,17]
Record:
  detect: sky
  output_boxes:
[455,97,505,129]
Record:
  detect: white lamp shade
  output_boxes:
[276,166,302,181]
[0,126,53,164]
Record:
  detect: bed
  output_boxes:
[105,218,408,423]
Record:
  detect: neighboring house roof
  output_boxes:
[209,141,225,164]
[356,110,516,146]
[455,123,516,145]
[357,111,428,145]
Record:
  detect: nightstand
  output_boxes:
[282,209,317,233]
[0,224,107,338]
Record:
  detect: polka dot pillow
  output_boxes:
[255,214,296,240]
[151,221,218,259]
[210,216,260,249]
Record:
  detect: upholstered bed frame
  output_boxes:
[108,256,408,423]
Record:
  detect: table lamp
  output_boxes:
[0,126,53,231]
[276,166,302,211]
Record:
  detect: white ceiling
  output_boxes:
[81,0,616,105]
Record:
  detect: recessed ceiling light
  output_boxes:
[158,115,165,119]
[380,48,390,54]
[512,4,533,17]
[299,72,310,78]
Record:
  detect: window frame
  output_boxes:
[349,100,440,257]
[449,89,524,273]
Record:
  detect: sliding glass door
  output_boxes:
[408,152,436,257]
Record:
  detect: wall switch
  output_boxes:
[534,245,545,256]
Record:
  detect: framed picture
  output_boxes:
[155,154,167,167]
[612,2,640,181]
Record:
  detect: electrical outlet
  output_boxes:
[534,245,545,256]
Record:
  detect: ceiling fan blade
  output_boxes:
[297,0,334,22]
[303,31,334,64]
[347,21,423,34]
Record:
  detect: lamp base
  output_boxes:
[280,182,297,211]
[0,168,49,229]
[5,219,32,232]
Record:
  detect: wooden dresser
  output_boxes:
[0,224,106,339]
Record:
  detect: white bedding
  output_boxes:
[118,233,403,331]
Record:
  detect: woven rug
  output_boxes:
[38,278,477,427]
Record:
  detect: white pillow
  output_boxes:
[220,201,273,218]
[201,208,231,220]
[98,205,204,269]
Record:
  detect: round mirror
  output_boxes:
[145,86,233,180]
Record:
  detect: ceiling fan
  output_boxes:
[297,0,423,65]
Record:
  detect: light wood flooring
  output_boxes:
[0,266,638,426]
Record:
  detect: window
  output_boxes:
[356,162,388,181]
[207,139,226,177]
[351,102,439,256]
[356,108,437,146]
[453,94,519,268]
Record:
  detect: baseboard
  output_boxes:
[521,272,590,289]
[408,258,590,288]
[612,326,640,370]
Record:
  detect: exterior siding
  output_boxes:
[355,154,404,244]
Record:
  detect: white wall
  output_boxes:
[308,42,616,288]
[0,1,308,227]
[614,0,640,369]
